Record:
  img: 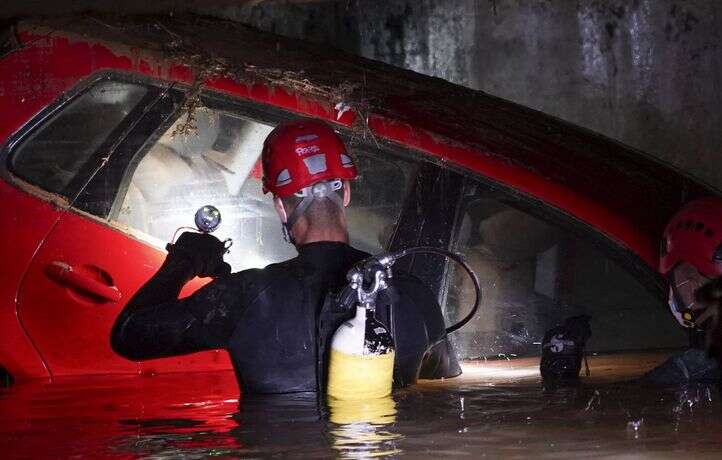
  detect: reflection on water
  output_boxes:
[2,356,722,459]
[328,396,401,458]
[231,393,399,459]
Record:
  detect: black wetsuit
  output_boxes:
[111,241,460,394]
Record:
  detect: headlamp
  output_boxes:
[194,205,222,233]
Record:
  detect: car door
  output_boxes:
[10,75,195,376]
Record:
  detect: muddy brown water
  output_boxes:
[2,352,721,459]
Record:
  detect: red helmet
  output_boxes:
[660,197,722,278]
[261,119,357,197]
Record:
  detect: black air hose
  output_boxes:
[390,246,481,334]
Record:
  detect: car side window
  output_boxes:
[8,80,149,199]
[112,100,417,271]
[445,182,687,359]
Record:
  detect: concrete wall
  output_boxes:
[218,0,722,190]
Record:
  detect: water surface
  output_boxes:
[2,353,721,459]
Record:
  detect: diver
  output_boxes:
[111,118,461,394]
[643,197,722,385]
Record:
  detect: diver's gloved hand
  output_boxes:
[166,231,231,278]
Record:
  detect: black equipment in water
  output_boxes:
[540,315,592,382]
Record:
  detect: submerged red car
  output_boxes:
[0,15,712,383]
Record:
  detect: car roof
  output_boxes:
[12,14,716,267]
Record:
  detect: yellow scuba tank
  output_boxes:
[326,259,396,400]
[327,305,395,400]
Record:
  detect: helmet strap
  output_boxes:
[281,180,344,245]
[281,222,295,245]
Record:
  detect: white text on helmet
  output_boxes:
[295,145,321,156]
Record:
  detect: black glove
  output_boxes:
[166,231,231,278]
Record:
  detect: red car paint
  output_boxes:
[0,16,712,381]
[0,371,242,459]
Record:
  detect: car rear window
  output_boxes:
[8,80,148,199]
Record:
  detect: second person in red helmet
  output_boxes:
[643,197,722,384]
[111,118,461,394]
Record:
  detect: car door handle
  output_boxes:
[46,261,122,302]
